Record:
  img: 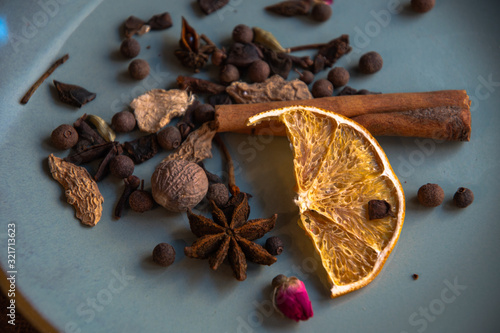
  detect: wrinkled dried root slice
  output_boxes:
[48,154,103,226]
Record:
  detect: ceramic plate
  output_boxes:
[1,1,499,332]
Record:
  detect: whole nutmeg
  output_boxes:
[109,155,135,179]
[120,38,140,58]
[128,59,150,80]
[417,183,444,207]
[220,64,240,84]
[51,124,78,150]
[151,160,209,212]
[152,243,176,267]
[312,79,333,98]
[327,67,350,88]
[157,126,182,150]
[112,110,136,133]
[359,51,383,74]
[248,60,270,83]
[232,24,254,44]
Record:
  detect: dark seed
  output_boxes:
[453,187,474,208]
[53,80,96,108]
[311,3,332,22]
[327,67,350,88]
[411,0,435,13]
[51,124,79,150]
[120,38,140,58]
[412,274,419,280]
[147,12,173,30]
[232,24,254,44]
[124,16,145,38]
[206,183,230,207]
[157,126,182,150]
[128,59,150,80]
[265,236,284,256]
[220,64,240,84]
[112,110,136,133]
[312,79,333,98]
[193,104,215,124]
[368,200,394,220]
[296,70,315,85]
[417,183,444,207]
[129,189,154,212]
[109,155,135,179]
[248,60,270,83]
[152,243,176,267]
[359,51,383,74]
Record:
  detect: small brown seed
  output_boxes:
[128,59,150,80]
[157,126,182,150]
[193,104,215,124]
[152,243,176,267]
[312,79,333,98]
[248,60,270,83]
[109,155,135,179]
[206,183,230,207]
[51,124,79,150]
[327,67,350,88]
[359,51,383,74]
[129,189,154,212]
[220,64,240,84]
[232,24,254,44]
[453,187,474,208]
[112,110,136,133]
[411,0,435,13]
[265,236,284,256]
[296,70,315,85]
[120,38,140,58]
[417,183,444,207]
[311,3,332,22]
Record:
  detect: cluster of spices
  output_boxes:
[417,183,474,208]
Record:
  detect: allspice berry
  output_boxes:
[411,0,435,13]
[220,64,240,84]
[232,24,254,44]
[157,126,182,150]
[112,110,136,133]
[193,104,215,124]
[327,67,350,88]
[417,183,444,207]
[109,155,135,179]
[312,79,333,98]
[453,187,474,208]
[151,160,209,212]
[265,236,284,256]
[359,51,383,74]
[311,3,332,22]
[248,60,270,83]
[206,183,230,207]
[120,38,140,58]
[297,70,315,85]
[152,243,176,267]
[129,189,154,213]
[128,59,150,80]
[51,124,78,150]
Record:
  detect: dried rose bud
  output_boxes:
[272,274,313,322]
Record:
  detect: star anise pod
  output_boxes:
[184,193,278,281]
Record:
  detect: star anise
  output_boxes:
[184,192,278,281]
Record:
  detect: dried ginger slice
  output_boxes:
[48,154,103,226]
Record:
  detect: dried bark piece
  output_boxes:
[316,34,352,67]
[48,154,103,226]
[123,134,159,164]
[162,121,217,164]
[53,80,96,108]
[130,89,195,133]
[226,75,312,104]
[198,0,229,15]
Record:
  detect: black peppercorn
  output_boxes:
[51,124,79,150]
[248,60,271,83]
[359,51,383,74]
[157,126,182,151]
[311,3,332,22]
[265,236,284,256]
[129,189,154,212]
[193,104,215,124]
[417,183,444,207]
[206,183,230,207]
[109,155,135,179]
[220,64,240,84]
[312,79,333,98]
[120,38,140,58]
[232,24,254,44]
[152,243,176,267]
[453,187,474,208]
[296,70,315,85]
[128,59,150,80]
[411,0,435,13]
[327,67,350,88]
[112,110,136,133]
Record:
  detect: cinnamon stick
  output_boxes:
[215,90,471,141]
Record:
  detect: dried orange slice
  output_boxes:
[247,106,405,298]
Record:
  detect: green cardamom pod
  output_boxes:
[87,114,116,142]
[252,27,289,53]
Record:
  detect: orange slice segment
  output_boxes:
[247,106,405,298]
